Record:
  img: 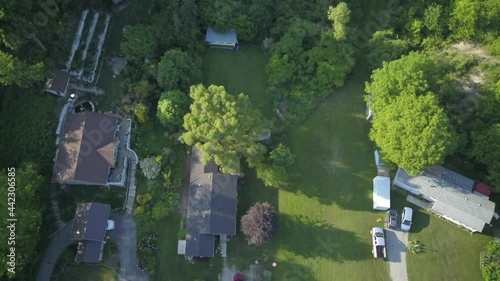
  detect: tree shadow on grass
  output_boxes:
[408,206,431,234]
[275,214,371,262]
[274,260,315,281]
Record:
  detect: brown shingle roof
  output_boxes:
[43,70,70,94]
[53,112,117,185]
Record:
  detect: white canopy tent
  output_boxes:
[373,176,391,210]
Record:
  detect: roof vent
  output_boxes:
[465,197,468,200]
[208,174,212,178]
[478,204,482,206]
[198,184,202,187]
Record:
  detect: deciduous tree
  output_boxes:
[369,93,456,175]
[365,52,437,113]
[156,49,202,92]
[470,124,500,187]
[179,84,268,172]
[241,202,278,246]
[157,90,190,127]
[269,144,295,167]
[328,2,351,41]
[140,157,161,180]
[0,163,45,280]
[134,103,150,124]
[366,30,409,70]
[121,25,158,64]
[0,51,46,88]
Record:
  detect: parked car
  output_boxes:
[234,273,245,281]
[106,219,115,231]
[401,207,413,232]
[370,227,387,259]
[386,209,398,229]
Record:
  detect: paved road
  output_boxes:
[386,228,409,281]
[35,222,76,281]
[110,213,149,281]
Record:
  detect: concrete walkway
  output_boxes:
[124,148,138,214]
[110,213,148,281]
[35,222,76,281]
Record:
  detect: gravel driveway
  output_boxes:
[385,228,409,281]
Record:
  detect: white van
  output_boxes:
[401,207,413,232]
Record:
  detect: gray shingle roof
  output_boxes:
[75,240,103,263]
[185,147,238,257]
[394,166,495,232]
[43,70,70,94]
[71,202,110,241]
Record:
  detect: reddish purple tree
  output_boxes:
[241,202,278,246]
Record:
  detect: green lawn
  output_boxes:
[202,44,274,119]
[52,264,118,281]
[407,206,492,281]
[203,44,389,280]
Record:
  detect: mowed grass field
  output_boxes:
[203,45,390,280]
[407,206,491,281]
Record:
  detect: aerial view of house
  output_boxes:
[71,203,113,263]
[394,166,496,233]
[178,147,238,258]
[1,1,499,281]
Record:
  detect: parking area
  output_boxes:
[385,209,409,281]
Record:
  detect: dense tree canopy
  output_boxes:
[179,84,268,172]
[482,241,500,281]
[157,90,190,127]
[328,2,351,41]
[366,30,409,70]
[469,124,500,187]
[0,163,45,280]
[121,25,158,64]
[156,50,202,92]
[0,51,46,88]
[370,93,456,175]
[365,52,437,113]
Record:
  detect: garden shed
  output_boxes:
[373,176,391,210]
[205,27,238,49]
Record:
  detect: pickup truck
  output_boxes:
[371,227,387,259]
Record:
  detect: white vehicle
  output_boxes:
[401,207,413,232]
[106,219,115,231]
[371,227,387,259]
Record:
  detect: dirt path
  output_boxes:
[450,42,500,64]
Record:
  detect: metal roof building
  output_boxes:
[394,166,495,232]
[205,27,238,48]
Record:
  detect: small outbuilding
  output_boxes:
[43,70,70,97]
[205,28,238,49]
[373,176,391,210]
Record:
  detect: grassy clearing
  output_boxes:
[52,264,118,281]
[202,44,389,280]
[406,205,492,281]
[202,44,274,119]
[270,75,389,281]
